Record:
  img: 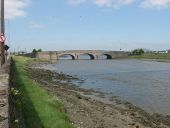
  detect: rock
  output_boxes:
[130,112,136,116]
[0,90,6,95]
[0,114,7,122]
[76,94,82,99]
[0,103,5,107]
[136,125,139,128]
[128,123,136,126]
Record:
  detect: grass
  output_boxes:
[12,56,74,128]
[129,53,170,60]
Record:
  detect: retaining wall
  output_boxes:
[0,60,10,128]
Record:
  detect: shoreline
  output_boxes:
[28,61,170,128]
[128,58,170,63]
[142,59,170,63]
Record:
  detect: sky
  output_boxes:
[4,0,170,52]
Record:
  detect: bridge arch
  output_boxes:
[98,54,112,59]
[78,53,95,60]
[58,54,76,60]
[104,54,112,59]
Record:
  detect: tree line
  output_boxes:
[32,49,42,54]
[130,49,144,56]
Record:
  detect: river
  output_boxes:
[44,59,170,116]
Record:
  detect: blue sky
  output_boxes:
[4,0,170,52]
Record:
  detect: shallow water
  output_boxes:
[44,59,170,115]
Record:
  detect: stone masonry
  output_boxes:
[0,63,9,128]
[36,50,129,60]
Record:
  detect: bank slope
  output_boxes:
[11,56,74,128]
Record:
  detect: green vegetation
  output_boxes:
[12,56,74,128]
[32,48,42,54]
[130,49,145,56]
[129,53,170,60]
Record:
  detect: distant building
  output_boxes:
[152,50,168,54]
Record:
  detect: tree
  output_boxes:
[37,49,42,52]
[32,48,42,54]
[139,49,144,54]
[131,49,144,56]
[32,49,37,54]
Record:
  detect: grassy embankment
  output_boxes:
[129,53,170,60]
[11,56,74,128]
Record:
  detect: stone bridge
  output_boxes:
[35,50,128,60]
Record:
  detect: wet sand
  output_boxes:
[28,62,170,128]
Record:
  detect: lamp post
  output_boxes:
[0,0,5,66]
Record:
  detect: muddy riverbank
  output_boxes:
[28,62,170,128]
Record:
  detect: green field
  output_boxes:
[11,56,74,128]
[129,53,170,60]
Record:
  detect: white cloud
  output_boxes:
[67,0,134,8]
[29,22,45,29]
[93,0,134,8]
[5,0,29,19]
[68,0,87,5]
[141,0,170,9]
[93,0,112,7]
[67,0,170,9]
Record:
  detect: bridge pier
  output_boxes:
[96,55,99,60]
[49,52,57,60]
[75,54,79,60]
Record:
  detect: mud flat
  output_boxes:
[28,62,170,128]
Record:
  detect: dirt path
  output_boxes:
[28,66,170,128]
